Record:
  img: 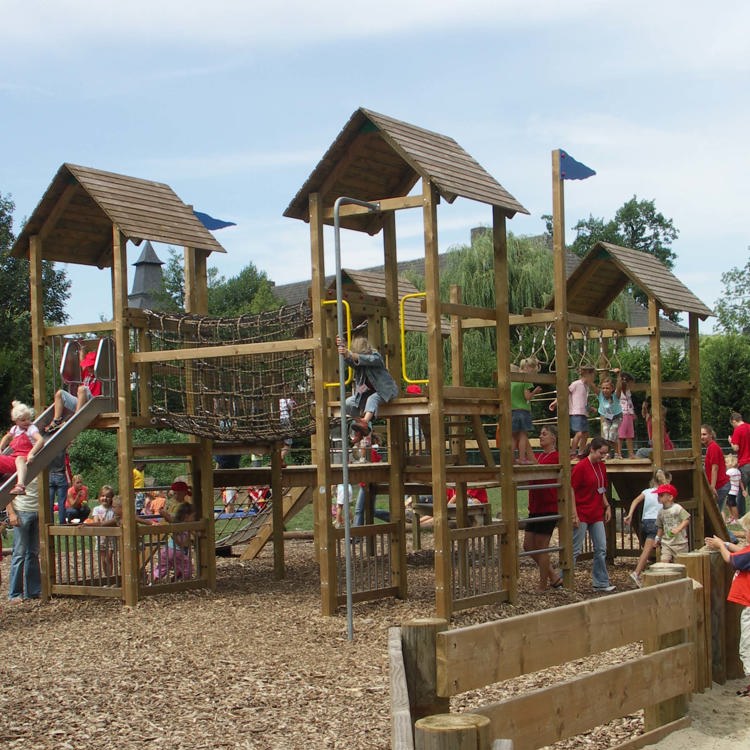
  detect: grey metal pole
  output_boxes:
[333,196,379,641]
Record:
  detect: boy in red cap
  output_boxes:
[46,348,102,432]
[655,483,690,562]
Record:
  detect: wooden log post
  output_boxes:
[402,618,450,726]
[676,550,712,690]
[642,563,691,731]
[415,714,491,750]
[706,548,728,684]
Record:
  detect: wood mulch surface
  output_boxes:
[0,536,649,750]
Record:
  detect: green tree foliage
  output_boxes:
[714,257,750,334]
[700,334,750,439]
[617,344,690,445]
[0,193,70,412]
[570,197,679,317]
[153,248,280,316]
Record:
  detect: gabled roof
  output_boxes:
[553,242,713,320]
[11,163,225,267]
[284,108,528,235]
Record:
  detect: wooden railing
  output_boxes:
[390,578,696,750]
[450,521,507,609]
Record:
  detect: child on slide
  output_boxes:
[0,401,44,495]
[46,349,102,433]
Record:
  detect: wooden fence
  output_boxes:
[391,577,697,750]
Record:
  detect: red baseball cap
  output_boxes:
[656,484,677,499]
[406,384,423,395]
[170,481,192,496]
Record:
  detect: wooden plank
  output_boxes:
[609,717,691,750]
[322,194,422,219]
[389,627,415,750]
[131,337,316,364]
[436,579,693,695]
[45,320,116,336]
[474,644,693,750]
[441,301,497,321]
[402,619,450,724]
[39,183,81,240]
[452,589,509,611]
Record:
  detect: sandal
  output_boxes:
[550,576,564,589]
[45,418,64,433]
[736,685,750,697]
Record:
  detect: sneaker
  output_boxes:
[629,572,642,588]
[45,418,64,433]
[593,584,616,593]
[10,484,25,495]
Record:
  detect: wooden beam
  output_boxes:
[131,337,316,364]
[649,299,665,468]
[567,312,628,331]
[441,301,497,321]
[322,194,423,219]
[688,313,704,545]
[39,183,80,240]
[45,320,116,336]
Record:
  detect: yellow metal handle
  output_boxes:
[322,299,353,387]
[400,292,429,385]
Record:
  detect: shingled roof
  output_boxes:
[11,163,225,267]
[551,242,713,320]
[284,108,528,235]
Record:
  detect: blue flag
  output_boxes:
[193,210,237,230]
[559,150,596,181]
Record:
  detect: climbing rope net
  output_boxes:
[145,304,315,442]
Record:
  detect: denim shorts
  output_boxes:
[641,518,657,540]
[570,414,589,434]
[511,409,533,433]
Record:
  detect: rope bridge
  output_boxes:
[145,304,315,442]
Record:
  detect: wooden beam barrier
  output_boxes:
[642,564,691,731]
[389,627,415,750]
[402,619,450,726]
[676,550,713,690]
[131,337,316,364]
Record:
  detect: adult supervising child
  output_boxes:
[705,513,750,697]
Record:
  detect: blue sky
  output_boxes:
[2,0,747,332]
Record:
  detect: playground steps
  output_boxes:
[238,486,312,560]
[0,397,112,509]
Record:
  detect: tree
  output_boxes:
[571,197,679,317]
[153,248,280,316]
[714,257,750,333]
[700,333,750,437]
[0,193,70,409]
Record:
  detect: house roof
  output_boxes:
[283,107,528,235]
[11,163,225,267]
[551,242,713,320]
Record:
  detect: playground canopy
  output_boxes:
[11,163,225,265]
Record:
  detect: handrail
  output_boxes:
[322,298,353,387]
[399,291,429,385]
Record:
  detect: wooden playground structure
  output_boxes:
[6,108,725,626]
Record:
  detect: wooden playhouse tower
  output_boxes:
[11,163,227,604]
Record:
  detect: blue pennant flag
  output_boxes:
[559,150,596,181]
[193,210,237,230]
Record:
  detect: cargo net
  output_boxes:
[145,304,314,442]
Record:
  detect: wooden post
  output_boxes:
[688,313,705,545]
[112,227,138,606]
[493,208,517,602]
[390,627,416,750]
[414,714,491,750]
[402,618,450,725]
[551,150,574,587]
[648,300,664,469]
[271,444,285,580]
[29,234,53,599]
[676,550,712,690]
[642,563,690,730]
[423,181,450,618]
[309,192,337,614]
[706,548,728,684]
[383,211,407,600]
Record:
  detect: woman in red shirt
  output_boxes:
[572,436,615,592]
[701,424,730,510]
[524,426,562,590]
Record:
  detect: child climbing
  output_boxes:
[549,365,597,458]
[336,334,398,443]
[0,401,45,495]
[623,467,671,587]
[46,349,102,433]
[615,371,636,458]
[597,377,622,454]
[655,483,689,562]
[511,357,542,465]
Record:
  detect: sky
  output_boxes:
[1,0,748,333]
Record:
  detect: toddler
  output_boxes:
[0,401,44,495]
[655,483,690,562]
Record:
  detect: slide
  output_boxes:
[0,396,112,509]
[214,486,312,558]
